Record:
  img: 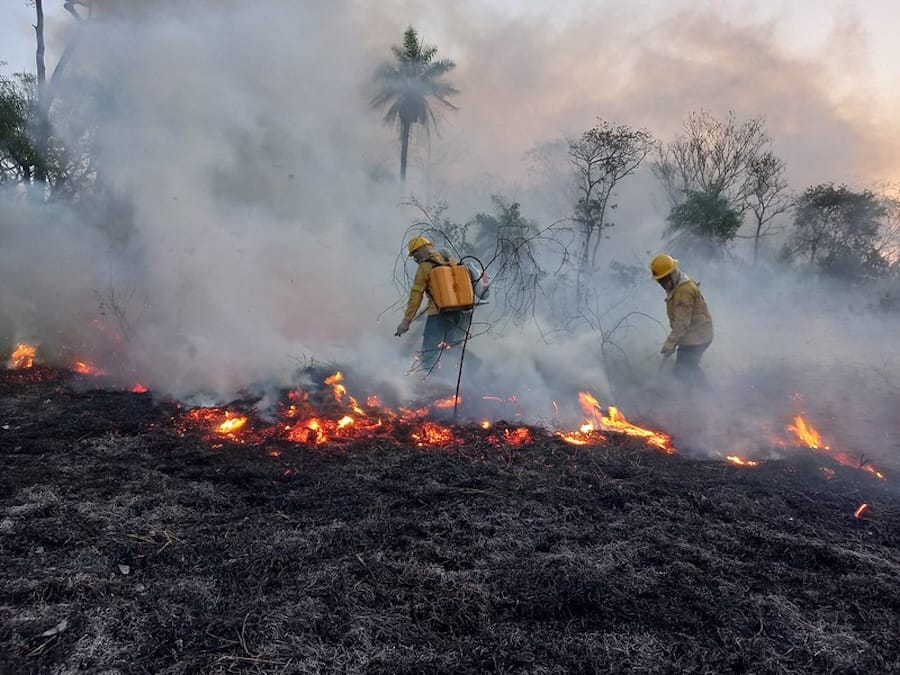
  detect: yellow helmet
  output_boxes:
[407,235,432,256]
[650,253,678,280]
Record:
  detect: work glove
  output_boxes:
[395,318,411,337]
[660,342,676,357]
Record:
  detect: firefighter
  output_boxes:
[651,253,713,387]
[395,236,473,373]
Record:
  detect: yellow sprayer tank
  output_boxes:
[429,264,475,312]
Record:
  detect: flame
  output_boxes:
[325,371,346,402]
[726,455,760,467]
[131,383,149,393]
[563,392,675,454]
[559,421,602,446]
[787,415,827,449]
[217,415,248,435]
[787,414,885,480]
[854,503,869,519]
[411,421,454,447]
[480,420,491,429]
[73,360,104,376]
[9,343,36,369]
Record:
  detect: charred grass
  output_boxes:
[0,370,899,674]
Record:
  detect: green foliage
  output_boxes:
[665,185,742,256]
[784,184,888,281]
[0,72,38,183]
[371,26,458,181]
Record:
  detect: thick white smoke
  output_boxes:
[0,1,897,470]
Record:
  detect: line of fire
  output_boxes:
[5,342,885,484]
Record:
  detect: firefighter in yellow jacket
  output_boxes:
[395,236,472,373]
[651,254,713,386]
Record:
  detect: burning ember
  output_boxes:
[9,343,36,369]
[854,503,870,519]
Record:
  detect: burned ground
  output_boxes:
[1,369,898,674]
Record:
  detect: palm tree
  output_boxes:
[371,26,458,183]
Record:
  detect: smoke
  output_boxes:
[1,1,898,469]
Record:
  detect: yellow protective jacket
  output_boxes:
[403,252,453,322]
[664,274,713,350]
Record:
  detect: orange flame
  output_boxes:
[787,415,884,480]
[726,455,760,467]
[325,371,346,402]
[787,415,827,449]
[854,503,869,519]
[411,421,454,447]
[73,360,105,376]
[9,343,36,369]
[217,415,247,435]
[564,392,675,454]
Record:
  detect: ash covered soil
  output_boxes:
[1,369,899,675]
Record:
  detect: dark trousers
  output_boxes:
[418,311,472,372]
[674,342,710,388]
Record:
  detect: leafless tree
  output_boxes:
[653,110,794,262]
[567,120,655,303]
[26,0,88,196]
[744,151,794,264]
[653,110,770,210]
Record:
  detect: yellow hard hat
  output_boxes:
[650,253,678,280]
[407,235,432,256]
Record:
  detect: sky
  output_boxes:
[1,1,899,462]
[0,0,900,183]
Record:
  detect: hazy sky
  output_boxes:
[3,0,900,185]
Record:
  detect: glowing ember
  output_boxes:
[73,360,105,376]
[337,415,354,429]
[131,383,149,393]
[9,343,36,369]
[726,455,760,467]
[480,420,491,429]
[854,503,869,519]
[433,394,461,409]
[411,421,454,447]
[559,421,602,446]
[503,427,533,446]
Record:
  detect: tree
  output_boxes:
[783,184,888,281]
[19,0,88,197]
[745,151,793,264]
[371,26,458,183]
[567,120,655,301]
[653,110,769,208]
[0,70,38,183]
[665,185,742,259]
[653,110,791,261]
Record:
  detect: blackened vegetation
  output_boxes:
[0,371,898,675]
